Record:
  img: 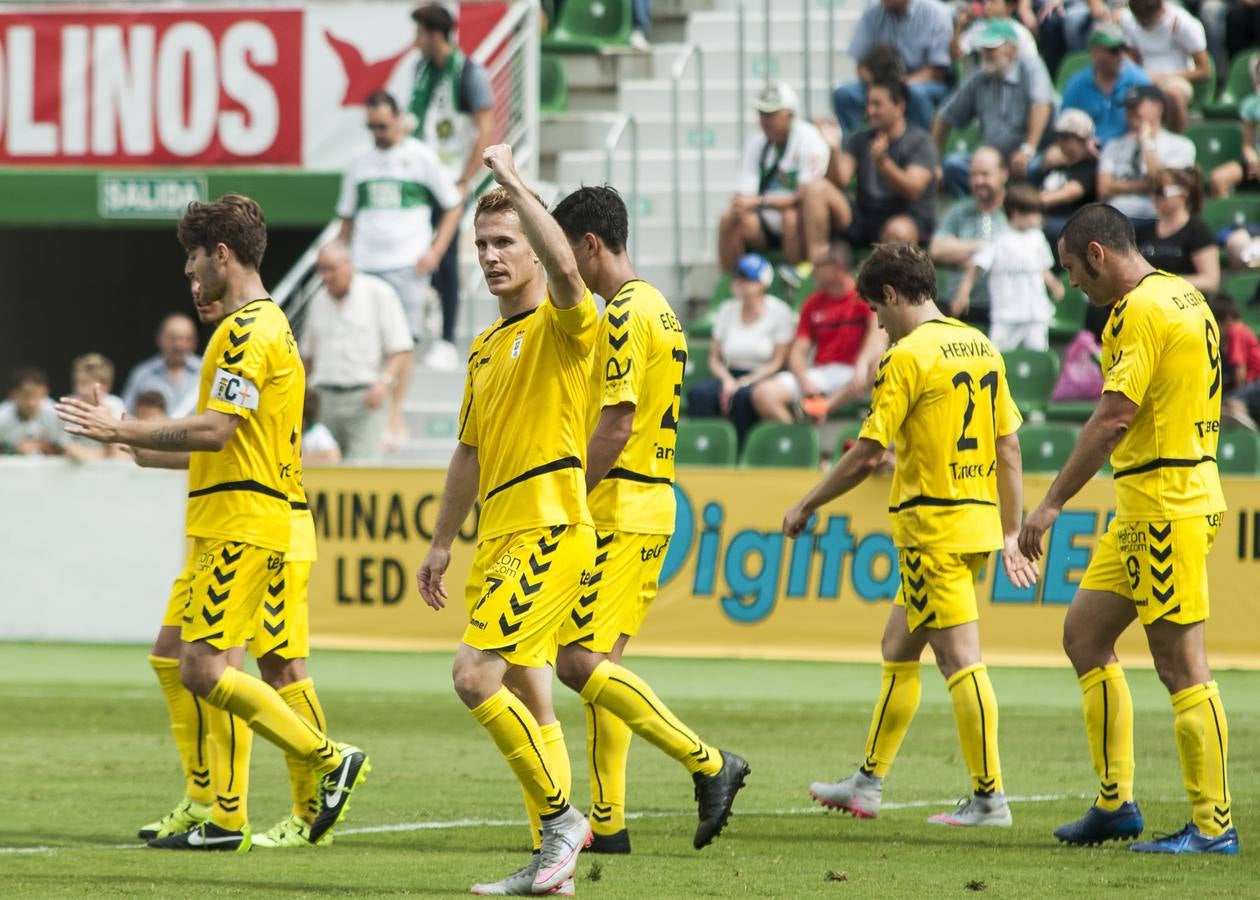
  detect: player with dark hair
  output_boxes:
[550,185,750,855]
[785,241,1037,827]
[1020,203,1238,854]
[57,194,368,851]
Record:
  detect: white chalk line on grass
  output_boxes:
[0,794,1089,855]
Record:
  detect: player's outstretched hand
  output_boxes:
[783,501,812,539]
[1017,503,1059,561]
[1002,534,1040,589]
[55,385,118,444]
[483,144,519,187]
[416,546,452,610]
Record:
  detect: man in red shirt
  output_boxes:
[751,242,885,423]
[1214,297,1260,429]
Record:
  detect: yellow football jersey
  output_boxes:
[586,280,685,534]
[859,318,1021,552]
[458,290,599,542]
[187,298,304,554]
[1102,271,1226,520]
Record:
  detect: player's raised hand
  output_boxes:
[55,385,119,444]
[483,144,520,187]
[1017,502,1059,561]
[1002,534,1040,589]
[416,546,452,610]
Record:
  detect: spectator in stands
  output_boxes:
[120,313,201,418]
[717,82,830,269]
[1062,23,1153,146]
[0,368,65,456]
[930,147,1009,326]
[832,0,954,134]
[1118,0,1210,133]
[630,0,652,50]
[933,19,1054,194]
[799,118,853,264]
[65,353,126,460]
[952,184,1064,350]
[1225,0,1260,59]
[1135,166,1221,293]
[409,4,496,370]
[301,388,343,466]
[951,0,1051,86]
[1038,108,1100,247]
[132,390,167,421]
[1037,0,1098,81]
[337,91,463,359]
[301,240,416,461]
[686,254,793,444]
[1098,84,1195,225]
[1209,55,1260,198]
[750,242,884,426]
[840,78,939,246]
[1214,295,1260,429]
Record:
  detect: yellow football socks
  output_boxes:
[472,688,568,821]
[859,661,922,779]
[1078,664,1135,811]
[149,655,213,806]
[524,721,573,850]
[947,663,1003,795]
[206,707,253,831]
[276,678,327,822]
[1171,681,1232,836]
[581,660,721,777]
[206,666,342,775]
[586,700,632,835]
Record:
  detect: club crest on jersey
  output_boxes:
[510,332,525,359]
[211,367,260,411]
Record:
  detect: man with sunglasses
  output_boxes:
[337,90,463,348]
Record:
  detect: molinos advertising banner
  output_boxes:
[302,468,1260,668]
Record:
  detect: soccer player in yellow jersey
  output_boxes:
[783,242,1038,827]
[1019,204,1238,855]
[57,195,367,850]
[416,145,596,896]
[548,185,750,854]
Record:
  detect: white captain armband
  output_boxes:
[211,368,261,410]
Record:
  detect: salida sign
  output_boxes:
[0,9,302,165]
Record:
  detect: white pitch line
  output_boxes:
[1,794,1087,855]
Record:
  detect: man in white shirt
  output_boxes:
[337,91,463,350]
[1119,0,1210,132]
[120,313,203,417]
[0,368,66,456]
[717,82,831,269]
[1098,84,1195,224]
[301,241,416,461]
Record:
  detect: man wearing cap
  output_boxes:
[1098,84,1195,225]
[1062,23,1153,146]
[1038,109,1100,247]
[717,82,830,270]
[1119,0,1210,134]
[932,18,1054,196]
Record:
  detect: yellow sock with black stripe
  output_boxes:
[524,721,573,850]
[946,663,1003,795]
[859,661,921,779]
[473,688,568,821]
[1079,664,1134,811]
[1172,681,1232,836]
[206,666,342,775]
[276,678,327,823]
[206,706,253,831]
[149,655,214,806]
[581,660,721,777]
[586,700,632,835]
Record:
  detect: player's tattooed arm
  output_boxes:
[57,396,241,453]
[154,427,190,447]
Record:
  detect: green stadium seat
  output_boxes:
[1018,424,1081,472]
[1216,429,1260,475]
[740,422,821,468]
[1050,283,1088,343]
[676,419,738,467]
[1186,122,1243,185]
[1046,400,1097,423]
[539,54,567,113]
[946,122,981,155]
[1203,196,1260,235]
[1190,55,1216,112]
[681,338,712,413]
[1226,272,1260,307]
[1055,50,1092,94]
[1003,348,1060,415]
[542,0,632,53]
[1205,50,1260,120]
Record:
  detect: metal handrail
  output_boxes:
[270,219,341,318]
[604,114,640,259]
[670,44,706,286]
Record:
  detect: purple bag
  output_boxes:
[1051,331,1104,402]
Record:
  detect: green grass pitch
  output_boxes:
[1,643,1255,897]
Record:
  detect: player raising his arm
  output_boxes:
[415,145,597,896]
[783,242,1038,828]
[549,185,750,855]
[57,195,367,851]
[1019,203,1238,855]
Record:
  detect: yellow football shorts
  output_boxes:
[894,548,989,632]
[464,523,595,668]
[245,560,311,660]
[174,538,285,650]
[1079,515,1219,625]
[557,530,671,653]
